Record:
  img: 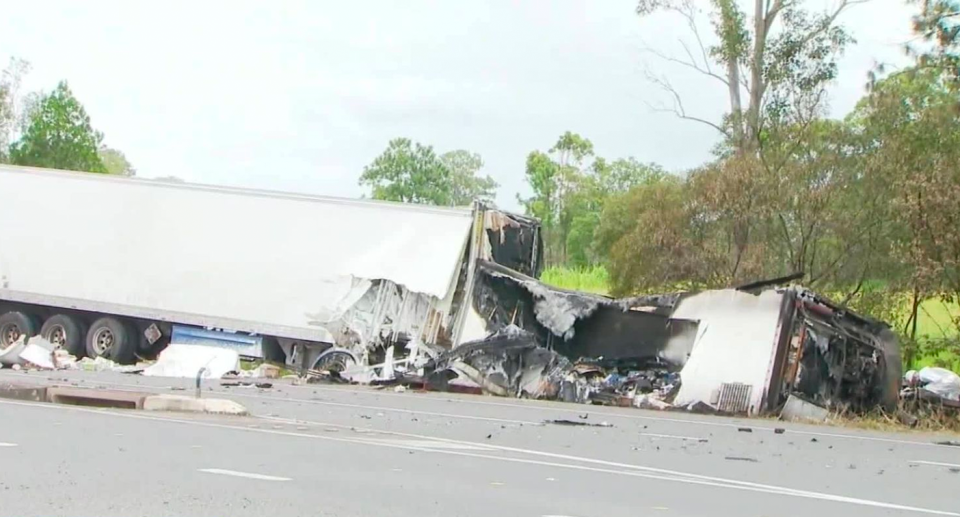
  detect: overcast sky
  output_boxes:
[1,0,917,209]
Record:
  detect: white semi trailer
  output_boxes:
[0,165,542,368]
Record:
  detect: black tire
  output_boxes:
[312,348,358,373]
[876,328,902,412]
[0,311,39,348]
[40,314,87,357]
[85,317,137,364]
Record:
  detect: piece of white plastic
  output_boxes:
[918,366,960,386]
[18,343,56,369]
[918,367,960,401]
[143,344,240,379]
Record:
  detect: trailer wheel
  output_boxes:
[312,348,358,373]
[86,317,137,364]
[40,315,87,357]
[0,311,38,348]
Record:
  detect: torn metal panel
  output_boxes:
[671,289,785,414]
[558,306,698,366]
[442,261,697,406]
[480,208,544,278]
[478,260,604,340]
[295,204,546,371]
[471,260,696,364]
[309,278,454,366]
[427,325,571,399]
[780,393,829,423]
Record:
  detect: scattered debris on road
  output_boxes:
[544,419,613,428]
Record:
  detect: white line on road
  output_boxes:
[910,460,960,468]
[640,433,704,441]
[2,399,956,516]
[362,438,493,451]
[260,415,960,515]
[198,468,291,481]
[243,388,960,449]
[0,442,18,447]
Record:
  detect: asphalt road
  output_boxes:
[1,369,959,517]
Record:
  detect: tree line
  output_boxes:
[0,60,133,175]
[360,0,960,366]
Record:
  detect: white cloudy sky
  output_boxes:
[1,0,916,209]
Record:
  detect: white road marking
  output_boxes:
[363,438,492,451]
[199,468,291,481]
[0,442,18,447]
[2,399,957,516]
[273,384,960,450]
[260,415,960,515]
[910,460,960,469]
[244,390,960,449]
[640,433,704,441]
[34,374,952,450]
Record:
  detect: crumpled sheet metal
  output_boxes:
[427,325,571,398]
[480,263,608,340]
[307,277,449,365]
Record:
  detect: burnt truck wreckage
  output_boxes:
[412,261,901,416]
[314,207,900,417]
[0,166,898,417]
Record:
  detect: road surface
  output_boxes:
[0,369,958,517]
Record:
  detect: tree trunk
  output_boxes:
[745,0,768,154]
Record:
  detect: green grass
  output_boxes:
[916,299,957,339]
[540,265,610,295]
[911,299,960,370]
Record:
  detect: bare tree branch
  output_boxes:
[644,71,729,135]
[640,40,730,85]
[796,0,871,50]
[673,1,717,78]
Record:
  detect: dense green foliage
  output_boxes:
[1,63,133,174]
[359,138,497,206]
[529,1,960,366]
[9,81,106,173]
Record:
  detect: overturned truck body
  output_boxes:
[429,262,901,416]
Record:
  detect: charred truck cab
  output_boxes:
[768,288,901,414]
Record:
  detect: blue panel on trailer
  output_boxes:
[171,325,263,358]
